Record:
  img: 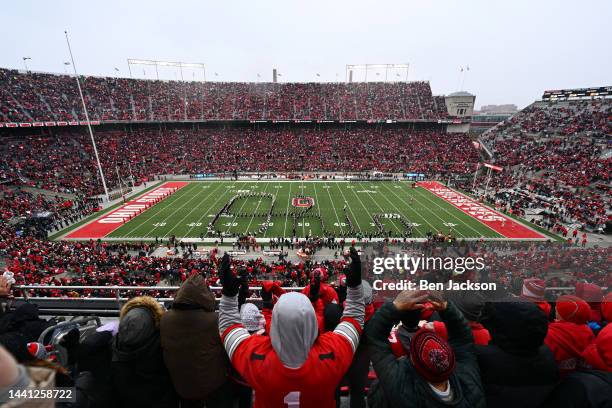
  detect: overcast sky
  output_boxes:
[2,0,610,108]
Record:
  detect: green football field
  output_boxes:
[103,181,503,239]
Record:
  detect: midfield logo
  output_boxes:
[292,197,315,207]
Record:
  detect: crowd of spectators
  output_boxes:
[490,100,610,137]
[0,68,444,122]
[0,126,480,196]
[478,99,611,231]
[0,247,610,407]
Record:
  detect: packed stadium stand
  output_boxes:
[0,127,480,196]
[0,70,611,407]
[0,68,444,122]
[479,95,611,232]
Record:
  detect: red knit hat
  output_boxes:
[27,342,48,360]
[520,278,546,301]
[581,324,612,372]
[556,295,591,324]
[575,282,603,321]
[409,328,456,383]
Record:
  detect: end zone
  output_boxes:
[65,182,189,239]
[419,181,546,239]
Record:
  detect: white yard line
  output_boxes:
[312,182,324,235]
[224,182,253,235]
[154,184,217,238]
[408,185,485,237]
[283,182,293,238]
[356,181,403,233]
[245,182,272,234]
[376,186,437,235]
[179,182,227,237]
[323,182,345,235]
[300,179,306,237]
[340,183,371,233]
[119,183,198,238]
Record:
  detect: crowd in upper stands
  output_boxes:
[479,99,611,231]
[0,68,443,122]
[0,127,480,196]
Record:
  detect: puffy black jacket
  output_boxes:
[543,370,612,408]
[112,296,177,408]
[476,301,559,408]
[366,301,485,408]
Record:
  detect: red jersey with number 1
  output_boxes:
[224,323,359,408]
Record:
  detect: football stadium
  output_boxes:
[0,1,611,407]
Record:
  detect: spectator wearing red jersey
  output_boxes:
[218,249,365,408]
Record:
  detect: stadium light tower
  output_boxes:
[64,30,110,202]
[345,64,409,82]
[22,57,31,72]
[127,59,206,81]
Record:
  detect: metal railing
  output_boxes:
[5,285,302,316]
[11,284,304,302]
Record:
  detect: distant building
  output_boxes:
[471,104,517,134]
[479,104,518,114]
[443,91,476,133]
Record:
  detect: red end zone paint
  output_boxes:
[419,181,545,239]
[66,182,189,239]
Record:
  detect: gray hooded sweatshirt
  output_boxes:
[219,286,365,369]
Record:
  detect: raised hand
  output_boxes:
[308,271,321,303]
[345,247,362,288]
[219,253,240,297]
[261,280,274,308]
[427,290,448,311]
[393,290,429,311]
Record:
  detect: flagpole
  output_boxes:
[64,30,110,202]
[483,167,492,198]
[472,163,480,192]
[116,165,124,194]
[128,162,135,187]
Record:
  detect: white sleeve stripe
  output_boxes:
[224,327,250,357]
[336,321,360,341]
[224,327,248,349]
[336,329,358,352]
[227,332,250,360]
[223,327,243,348]
[334,321,359,352]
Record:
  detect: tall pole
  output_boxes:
[116,166,124,193]
[128,161,135,186]
[471,163,480,192]
[64,30,110,202]
[483,167,492,198]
